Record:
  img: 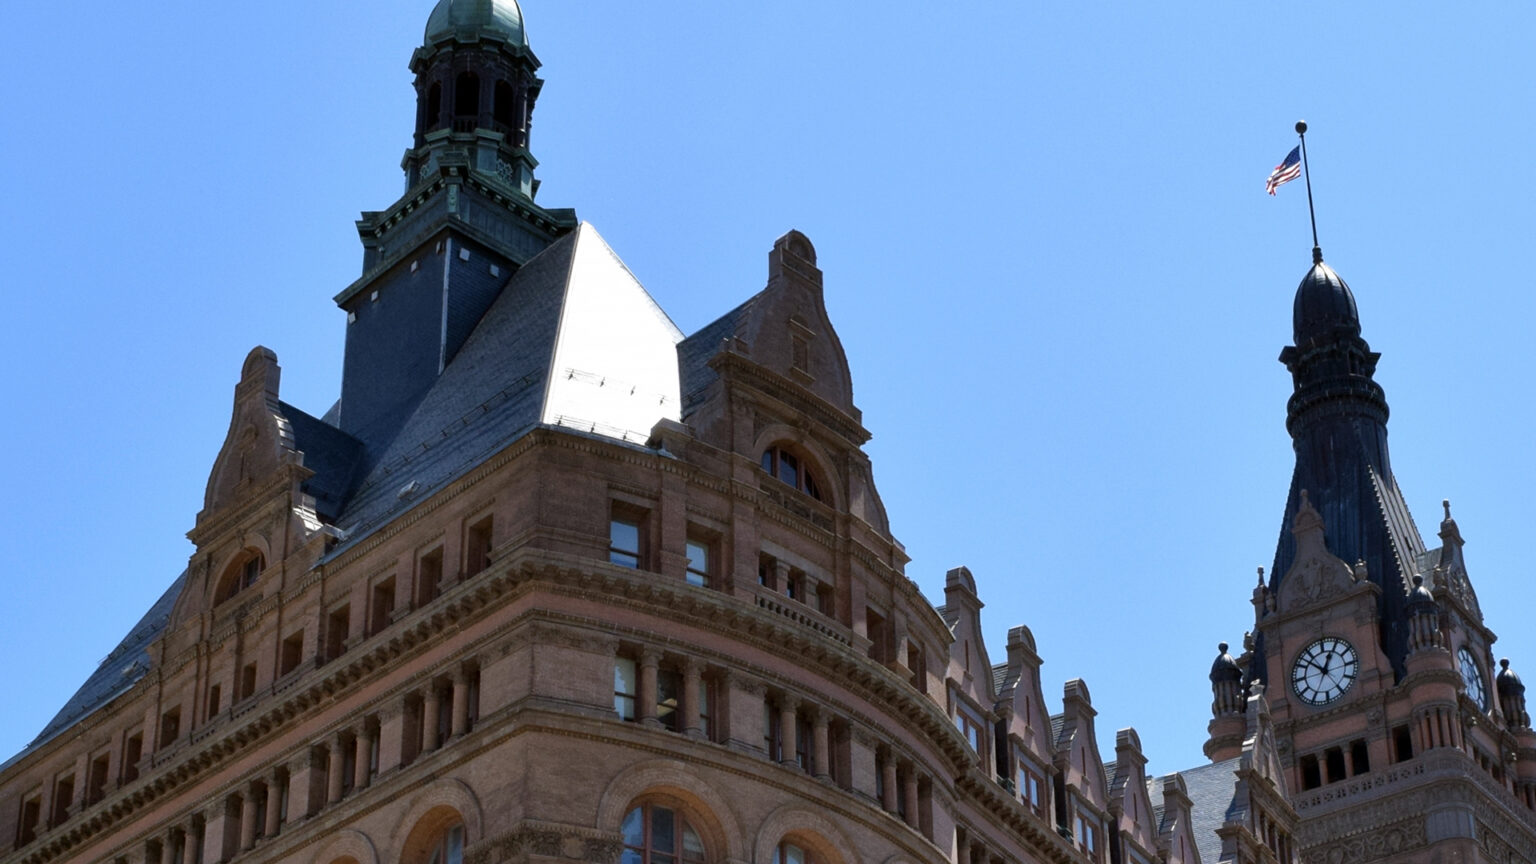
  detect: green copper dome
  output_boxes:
[424,0,527,47]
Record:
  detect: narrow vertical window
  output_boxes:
[685,538,710,587]
[370,576,396,634]
[657,668,682,732]
[465,516,493,577]
[614,657,638,721]
[610,512,642,568]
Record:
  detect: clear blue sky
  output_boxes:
[3,2,1535,779]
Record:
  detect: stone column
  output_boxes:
[201,800,231,864]
[263,770,283,838]
[812,711,831,779]
[451,669,471,738]
[638,650,661,727]
[164,826,183,864]
[239,784,259,850]
[956,829,971,864]
[286,750,321,821]
[422,682,442,753]
[902,764,920,829]
[377,698,406,773]
[780,697,800,767]
[881,754,899,813]
[353,725,373,791]
[327,733,347,804]
[681,659,702,739]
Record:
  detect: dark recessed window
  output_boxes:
[761,446,823,501]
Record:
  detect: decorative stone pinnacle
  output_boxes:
[1219,642,1229,654]
[1444,499,1452,519]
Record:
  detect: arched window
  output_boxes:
[454,72,480,117]
[425,82,442,131]
[214,549,264,605]
[761,446,823,502]
[773,842,818,864]
[493,80,516,130]
[426,822,463,864]
[622,802,705,864]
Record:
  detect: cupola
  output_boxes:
[405,0,543,197]
[1292,255,1360,347]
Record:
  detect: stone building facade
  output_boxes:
[1,4,1534,864]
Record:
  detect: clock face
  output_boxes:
[1459,647,1487,710]
[1291,637,1359,705]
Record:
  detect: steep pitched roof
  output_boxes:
[2,572,185,770]
[1148,758,1241,864]
[325,222,682,559]
[277,400,365,520]
[676,295,755,417]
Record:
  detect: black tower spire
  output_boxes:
[1259,255,1423,682]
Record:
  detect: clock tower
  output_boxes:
[1205,249,1536,864]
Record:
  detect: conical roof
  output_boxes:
[1292,257,1359,346]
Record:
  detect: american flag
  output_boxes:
[1267,146,1302,195]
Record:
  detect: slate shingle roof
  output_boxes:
[1148,758,1242,864]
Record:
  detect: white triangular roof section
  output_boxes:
[541,222,685,445]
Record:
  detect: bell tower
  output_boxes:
[1203,249,1536,864]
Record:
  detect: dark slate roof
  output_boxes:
[992,662,1011,696]
[1050,713,1067,748]
[1148,758,1242,864]
[676,295,756,418]
[323,230,581,558]
[278,400,365,521]
[2,572,185,770]
[935,604,959,632]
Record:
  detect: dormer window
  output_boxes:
[761,446,823,501]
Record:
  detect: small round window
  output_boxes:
[761,446,822,501]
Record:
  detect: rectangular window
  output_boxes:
[279,632,303,677]
[17,795,40,845]
[908,644,925,693]
[698,677,714,741]
[1076,814,1099,858]
[121,733,142,784]
[206,684,222,719]
[51,776,74,826]
[159,707,181,748]
[417,547,444,607]
[955,704,986,761]
[1392,725,1414,763]
[609,514,642,568]
[465,516,493,577]
[1350,739,1370,775]
[764,699,782,761]
[1299,753,1321,790]
[370,577,396,634]
[785,570,805,602]
[758,554,777,590]
[240,663,258,700]
[614,657,637,721]
[657,668,682,732]
[795,712,813,771]
[1018,763,1045,815]
[866,607,890,663]
[1324,746,1346,783]
[326,605,351,661]
[86,754,109,805]
[685,539,711,587]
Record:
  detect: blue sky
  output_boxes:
[3,2,1535,779]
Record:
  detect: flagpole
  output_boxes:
[1296,120,1321,263]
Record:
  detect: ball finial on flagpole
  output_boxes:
[1296,120,1308,134]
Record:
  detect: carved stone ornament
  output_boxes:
[1278,490,1357,613]
[1300,819,1427,864]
